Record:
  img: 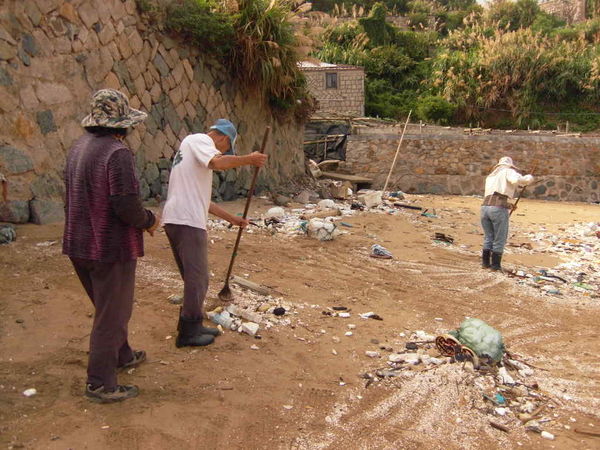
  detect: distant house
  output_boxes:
[298,61,365,117]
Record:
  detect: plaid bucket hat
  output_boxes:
[81,89,147,129]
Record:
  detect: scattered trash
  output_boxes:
[273,307,286,316]
[241,322,260,337]
[358,190,382,208]
[168,294,183,305]
[283,404,294,410]
[421,209,438,218]
[370,244,393,259]
[393,203,423,211]
[340,222,353,228]
[433,232,454,244]
[439,318,505,365]
[317,199,336,210]
[365,351,380,358]
[541,431,555,440]
[35,240,57,247]
[250,344,259,350]
[307,218,337,241]
[266,207,285,219]
[22,388,37,397]
[338,312,351,318]
[360,312,383,320]
[0,224,16,244]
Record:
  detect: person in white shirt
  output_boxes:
[480,156,533,271]
[162,119,267,347]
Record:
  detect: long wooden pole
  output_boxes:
[382,110,412,194]
[510,163,537,217]
[218,126,271,301]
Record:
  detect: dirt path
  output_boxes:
[1,195,599,449]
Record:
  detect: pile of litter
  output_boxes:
[509,222,599,299]
[360,324,563,440]
[205,284,299,340]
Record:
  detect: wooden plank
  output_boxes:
[320,171,373,184]
[230,275,273,296]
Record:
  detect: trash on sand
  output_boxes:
[541,431,555,440]
[340,222,353,228]
[387,191,405,199]
[273,307,286,316]
[266,207,285,219]
[358,190,383,208]
[307,218,337,241]
[433,232,454,244]
[365,351,381,358]
[414,330,435,342]
[168,294,183,305]
[495,393,507,405]
[241,321,260,337]
[497,367,516,385]
[393,203,423,211]
[489,421,509,433]
[230,276,274,296]
[317,199,336,210]
[209,311,234,330]
[338,312,351,318]
[0,224,16,244]
[23,388,37,397]
[446,318,505,364]
[370,244,393,259]
[250,344,259,350]
[360,312,383,320]
[421,209,438,218]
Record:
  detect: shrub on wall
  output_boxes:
[416,95,456,124]
[162,0,315,119]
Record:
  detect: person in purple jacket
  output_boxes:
[63,89,158,403]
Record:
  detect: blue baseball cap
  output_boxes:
[210,118,237,155]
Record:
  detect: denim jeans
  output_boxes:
[480,206,509,254]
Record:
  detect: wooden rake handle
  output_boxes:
[222,126,271,283]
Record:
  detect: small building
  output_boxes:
[299,61,365,117]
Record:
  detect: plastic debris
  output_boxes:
[266,207,285,219]
[0,224,17,244]
[22,388,37,397]
[307,218,337,241]
[370,244,393,259]
[449,318,505,364]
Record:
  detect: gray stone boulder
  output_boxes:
[30,199,64,224]
[0,145,34,175]
[0,201,30,223]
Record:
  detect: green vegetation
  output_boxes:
[161,0,316,120]
[314,0,600,130]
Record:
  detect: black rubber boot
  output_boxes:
[176,316,215,348]
[177,308,220,337]
[490,252,503,271]
[481,249,492,269]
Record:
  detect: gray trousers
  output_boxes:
[164,224,209,319]
[480,206,509,254]
[70,257,136,390]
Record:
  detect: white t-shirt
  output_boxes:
[162,133,221,230]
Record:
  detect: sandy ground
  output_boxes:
[1,194,599,450]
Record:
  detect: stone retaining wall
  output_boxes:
[0,0,305,224]
[345,133,600,202]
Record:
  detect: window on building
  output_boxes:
[325,72,338,89]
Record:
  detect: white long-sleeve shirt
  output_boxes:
[484,166,533,199]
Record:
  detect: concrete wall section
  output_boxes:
[345,133,600,202]
[0,0,305,224]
